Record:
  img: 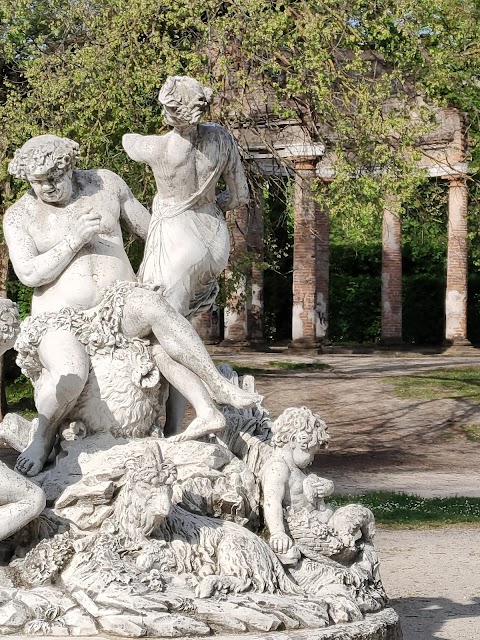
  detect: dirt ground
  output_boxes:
[222,351,480,497]
[3,350,480,639]
[221,350,480,639]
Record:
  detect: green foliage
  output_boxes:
[5,375,36,417]
[1,1,477,219]
[330,492,480,526]
[329,273,382,343]
[1,0,480,343]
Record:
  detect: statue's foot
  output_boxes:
[213,383,263,409]
[15,440,49,477]
[169,411,226,442]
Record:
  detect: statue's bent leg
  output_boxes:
[122,290,263,409]
[150,342,226,440]
[0,463,46,540]
[15,330,89,477]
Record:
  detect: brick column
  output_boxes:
[291,158,329,347]
[223,205,249,344]
[246,184,265,343]
[445,176,470,345]
[191,305,221,344]
[380,201,403,344]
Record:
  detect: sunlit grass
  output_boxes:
[389,367,480,400]
[331,491,480,527]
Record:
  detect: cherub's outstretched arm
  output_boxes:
[262,459,293,554]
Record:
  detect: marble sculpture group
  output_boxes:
[0,76,399,638]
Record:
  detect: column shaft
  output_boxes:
[246,186,265,342]
[381,204,402,343]
[445,177,469,344]
[291,159,329,346]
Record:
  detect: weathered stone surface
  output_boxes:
[143,613,211,637]
[0,601,29,631]
[0,90,402,640]
[63,609,98,636]
[98,614,145,637]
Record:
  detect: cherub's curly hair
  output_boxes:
[271,406,330,450]
[8,134,80,180]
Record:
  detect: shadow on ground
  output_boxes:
[391,596,480,640]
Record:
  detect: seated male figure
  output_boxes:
[4,135,260,476]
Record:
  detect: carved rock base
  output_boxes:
[4,609,402,639]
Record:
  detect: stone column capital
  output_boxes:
[291,156,319,171]
[442,173,468,186]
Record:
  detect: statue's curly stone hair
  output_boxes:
[0,299,20,346]
[158,76,213,123]
[271,406,330,450]
[8,134,80,180]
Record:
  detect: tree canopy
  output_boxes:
[1,0,479,213]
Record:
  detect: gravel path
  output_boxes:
[222,351,480,497]
[377,526,480,640]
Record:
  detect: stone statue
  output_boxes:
[123,75,249,318]
[0,117,400,636]
[123,76,250,436]
[261,408,387,612]
[4,135,260,476]
[0,299,46,541]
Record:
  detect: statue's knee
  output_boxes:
[53,370,88,402]
[31,484,46,517]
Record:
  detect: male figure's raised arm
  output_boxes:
[4,203,99,288]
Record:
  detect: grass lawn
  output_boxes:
[331,491,480,527]
[214,360,330,377]
[5,376,36,418]
[389,366,480,400]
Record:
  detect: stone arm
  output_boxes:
[4,208,88,288]
[262,459,293,553]
[117,175,151,242]
[216,133,250,213]
[122,133,156,164]
[0,462,46,541]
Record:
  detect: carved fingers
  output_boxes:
[66,208,101,251]
[269,532,293,554]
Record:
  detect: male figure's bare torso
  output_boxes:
[5,169,137,315]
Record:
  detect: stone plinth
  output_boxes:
[5,608,402,640]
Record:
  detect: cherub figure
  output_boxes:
[261,407,386,612]
[261,407,332,558]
